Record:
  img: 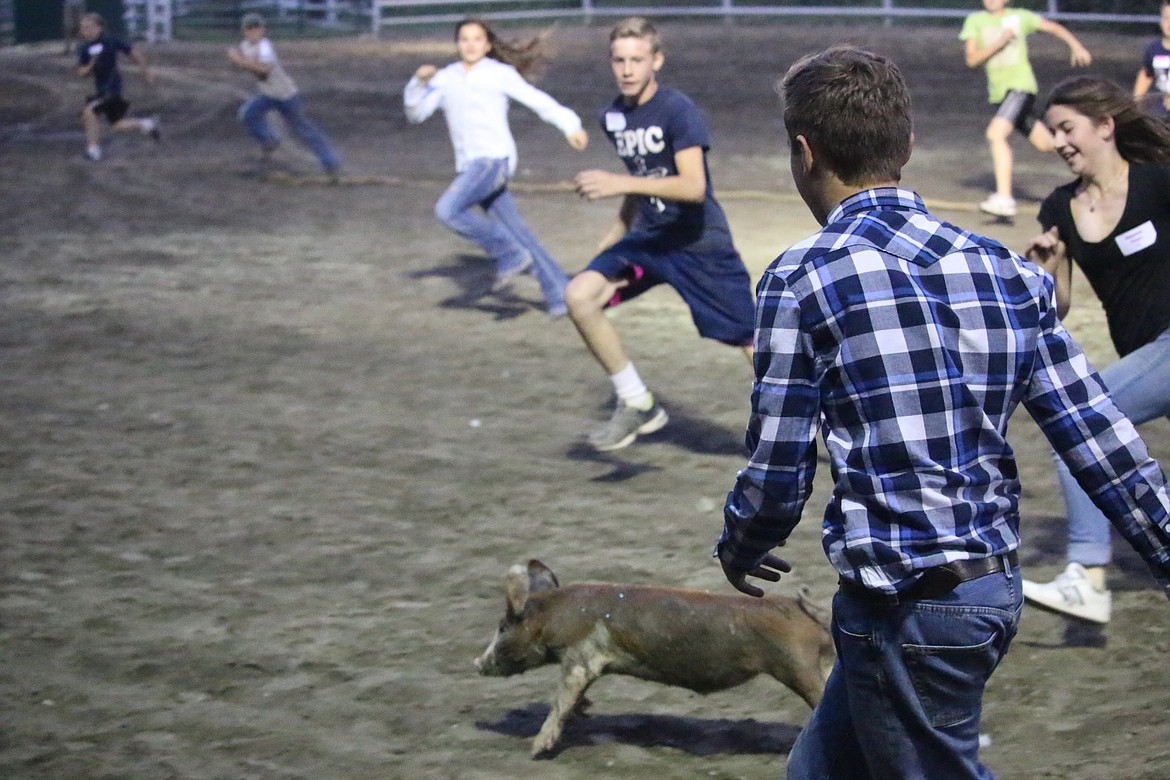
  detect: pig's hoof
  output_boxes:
[531,733,560,759]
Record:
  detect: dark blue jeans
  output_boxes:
[434,157,569,311]
[787,566,1022,780]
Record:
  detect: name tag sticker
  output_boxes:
[1154,55,1170,69]
[1115,220,1156,256]
[605,111,626,132]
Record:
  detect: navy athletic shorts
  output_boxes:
[586,231,755,347]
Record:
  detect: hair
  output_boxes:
[241,12,266,30]
[455,17,551,82]
[779,46,912,186]
[1045,75,1170,165]
[609,17,662,54]
[81,12,104,28]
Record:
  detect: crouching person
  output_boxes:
[715,45,1170,779]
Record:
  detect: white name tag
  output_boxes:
[605,111,626,132]
[88,43,104,56]
[1154,55,1170,69]
[1115,220,1157,256]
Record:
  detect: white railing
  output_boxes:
[123,0,1162,41]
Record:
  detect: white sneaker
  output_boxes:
[85,146,102,161]
[1022,563,1111,624]
[979,193,1017,218]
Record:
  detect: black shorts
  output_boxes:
[86,94,130,124]
[993,90,1038,136]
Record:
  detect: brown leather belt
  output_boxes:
[839,551,1019,606]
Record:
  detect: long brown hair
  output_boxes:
[1045,75,1170,165]
[455,17,550,82]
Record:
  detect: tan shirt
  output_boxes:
[239,37,297,101]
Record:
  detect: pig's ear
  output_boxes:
[527,559,560,592]
[504,564,530,619]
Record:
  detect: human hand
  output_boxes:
[415,64,437,84]
[1070,45,1092,67]
[566,129,588,151]
[1025,226,1066,275]
[574,169,626,201]
[720,552,793,598]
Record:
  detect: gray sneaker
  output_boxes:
[588,400,668,451]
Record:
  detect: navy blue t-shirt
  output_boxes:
[599,86,733,245]
[78,34,133,97]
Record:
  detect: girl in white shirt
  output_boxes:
[404,19,588,316]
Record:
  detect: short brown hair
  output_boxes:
[779,46,912,186]
[610,17,661,54]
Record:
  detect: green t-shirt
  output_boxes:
[960,8,1044,103]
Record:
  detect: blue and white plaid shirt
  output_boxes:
[718,188,1170,595]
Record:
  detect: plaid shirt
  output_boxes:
[718,188,1170,595]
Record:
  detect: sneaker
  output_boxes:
[490,253,533,293]
[979,193,1017,218]
[145,116,161,142]
[1022,563,1111,624]
[85,146,102,161]
[587,399,669,452]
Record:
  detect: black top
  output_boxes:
[1038,163,1170,357]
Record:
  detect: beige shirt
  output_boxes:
[239,37,297,101]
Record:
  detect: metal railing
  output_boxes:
[121,0,1161,40]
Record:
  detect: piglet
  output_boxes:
[475,559,834,757]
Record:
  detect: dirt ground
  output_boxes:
[2,20,1169,780]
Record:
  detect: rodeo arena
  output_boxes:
[3,0,1170,778]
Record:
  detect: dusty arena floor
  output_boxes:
[2,21,1169,779]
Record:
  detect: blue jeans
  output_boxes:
[434,157,569,310]
[1055,327,1170,566]
[238,94,340,174]
[787,568,1022,780]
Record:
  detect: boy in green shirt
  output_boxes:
[960,0,1091,218]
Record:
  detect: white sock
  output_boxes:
[610,363,652,410]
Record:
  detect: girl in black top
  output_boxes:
[1023,75,1170,623]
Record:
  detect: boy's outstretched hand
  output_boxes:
[566,129,588,151]
[721,552,793,598]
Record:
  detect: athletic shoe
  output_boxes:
[85,147,102,161]
[146,116,161,142]
[979,193,1017,218]
[1022,563,1111,624]
[588,399,669,451]
[490,253,533,293]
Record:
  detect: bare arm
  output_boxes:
[1025,225,1073,318]
[964,31,1015,68]
[227,45,272,78]
[595,196,637,252]
[1135,68,1154,98]
[575,145,707,204]
[129,46,155,85]
[1039,18,1092,66]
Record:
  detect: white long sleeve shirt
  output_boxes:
[403,57,582,175]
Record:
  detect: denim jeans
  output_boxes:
[434,157,569,310]
[1055,327,1170,566]
[238,94,341,174]
[787,567,1022,780]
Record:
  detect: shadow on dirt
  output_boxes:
[477,702,802,758]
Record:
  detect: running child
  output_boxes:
[960,0,1091,218]
[228,13,342,177]
[75,12,160,162]
[404,18,587,316]
[568,17,755,451]
[1134,0,1170,118]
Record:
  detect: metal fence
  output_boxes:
[121,0,1160,40]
